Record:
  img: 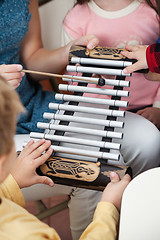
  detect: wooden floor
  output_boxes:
[25,195,72,240]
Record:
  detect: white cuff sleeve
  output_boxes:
[153,101,160,108]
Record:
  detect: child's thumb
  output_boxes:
[110,171,120,183]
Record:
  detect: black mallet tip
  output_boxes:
[98,78,105,86]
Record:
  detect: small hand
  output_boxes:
[121,45,148,74]
[137,107,160,129]
[73,34,99,50]
[101,172,131,212]
[65,34,99,59]
[0,64,25,89]
[12,139,54,189]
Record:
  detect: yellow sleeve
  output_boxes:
[0,174,25,207]
[79,202,119,240]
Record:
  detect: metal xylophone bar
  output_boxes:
[37,122,123,139]
[42,112,124,128]
[59,84,129,97]
[30,132,121,150]
[48,103,126,117]
[70,57,132,68]
[55,94,128,108]
[67,65,130,76]
[63,75,130,87]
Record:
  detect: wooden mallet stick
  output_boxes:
[22,69,105,86]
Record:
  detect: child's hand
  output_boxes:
[121,45,148,74]
[12,139,54,189]
[0,64,25,89]
[101,172,131,212]
[137,107,160,129]
[73,34,99,50]
[65,34,99,58]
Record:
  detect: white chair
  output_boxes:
[39,0,75,91]
[39,0,75,50]
[119,167,160,240]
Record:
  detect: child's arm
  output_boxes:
[0,64,25,89]
[121,45,160,129]
[121,44,160,80]
[0,174,25,207]
[79,173,131,240]
[20,0,99,81]
[12,139,54,189]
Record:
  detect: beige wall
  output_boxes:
[39,0,75,50]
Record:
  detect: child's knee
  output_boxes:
[121,119,160,175]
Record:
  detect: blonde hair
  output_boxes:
[0,79,24,156]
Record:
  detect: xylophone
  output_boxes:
[30,45,134,191]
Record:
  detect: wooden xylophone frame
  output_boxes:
[32,45,132,191]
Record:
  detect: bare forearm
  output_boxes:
[23,46,69,81]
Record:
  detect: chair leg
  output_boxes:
[34,199,69,220]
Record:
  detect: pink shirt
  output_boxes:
[63,0,160,110]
